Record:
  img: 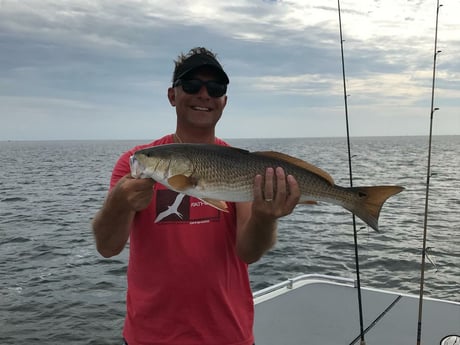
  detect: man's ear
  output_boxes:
[167,87,176,106]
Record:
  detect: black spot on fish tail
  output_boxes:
[358,191,368,198]
[346,185,404,231]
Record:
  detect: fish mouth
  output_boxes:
[130,155,144,178]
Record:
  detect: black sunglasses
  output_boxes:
[173,79,227,98]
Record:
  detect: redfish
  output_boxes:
[130,144,404,231]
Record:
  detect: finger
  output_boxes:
[115,175,154,210]
[121,176,154,194]
[130,180,154,211]
[253,174,264,203]
[264,168,275,201]
[285,174,300,209]
[274,167,287,203]
[136,177,155,190]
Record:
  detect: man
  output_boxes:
[92,47,300,345]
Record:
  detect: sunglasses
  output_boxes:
[173,79,227,98]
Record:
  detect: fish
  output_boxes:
[130,143,404,231]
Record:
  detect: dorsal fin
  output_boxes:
[253,151,335,185]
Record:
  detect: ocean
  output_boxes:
[1,136,459,344]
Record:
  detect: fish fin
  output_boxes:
[168,175,195,191]
[201,198,229,212]
[345,185,404,231]
[254,151,334,185]
[226,146,251,155]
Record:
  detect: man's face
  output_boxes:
[168,67,228,130]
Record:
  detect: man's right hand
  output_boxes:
[112,175,155,212]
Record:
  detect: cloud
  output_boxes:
[0,0,459,140]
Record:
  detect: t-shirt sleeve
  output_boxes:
[110,150,133,189]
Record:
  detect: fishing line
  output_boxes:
[337,1,366,344]
[348,295,402,345]
[425,247,439,273]
[416,1,443,344]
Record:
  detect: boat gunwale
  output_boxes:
[253,274,460,306]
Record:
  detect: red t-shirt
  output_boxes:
[110,134,254,345]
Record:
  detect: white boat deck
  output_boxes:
[253,274,460,345]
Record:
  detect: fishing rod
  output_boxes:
[337,1,366,344]
[416,1,443,344]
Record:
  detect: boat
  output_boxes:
[253,274,460,345]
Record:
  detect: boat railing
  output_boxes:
[253,274,355,300]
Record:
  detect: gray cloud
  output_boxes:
[0,0,458,140]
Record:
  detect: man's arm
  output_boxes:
[92,175,155,258]
[236,167,300,264]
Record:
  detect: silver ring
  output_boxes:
[265,198,273,202]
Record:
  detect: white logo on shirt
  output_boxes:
[154,193,186,223]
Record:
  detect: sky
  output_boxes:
[1,0,459,140]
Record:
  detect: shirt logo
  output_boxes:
[154,193,185,223]
[154,189,221,224]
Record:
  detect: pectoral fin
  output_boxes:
[166,176,228,212]
[168,175,195,191]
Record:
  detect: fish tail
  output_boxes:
[345,186,404,231]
